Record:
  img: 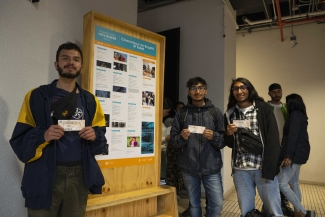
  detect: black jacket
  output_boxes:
[170,99,225,176]
[224,100,281,180]
[281,110,310,164]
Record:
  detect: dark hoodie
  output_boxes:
[170,98,225,176]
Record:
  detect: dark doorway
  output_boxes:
[157,27,180,105]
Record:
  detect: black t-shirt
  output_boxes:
[51,85,84,163]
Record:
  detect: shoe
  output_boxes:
[181,207,190,217]
[261,205,268,215]
[281,203,294,216]
[293,210,306,217]
[305,210,316,217]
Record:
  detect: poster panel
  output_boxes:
[92,26,158,168]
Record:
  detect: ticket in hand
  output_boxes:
[58,120,85,131]
[233,120,250,128]
[188,125,206,134]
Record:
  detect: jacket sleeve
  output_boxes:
[170,111,188,148]
[9,90,50,163]
[261,103,281,180]
[88,97,107,155]
[285,111,301,159]
[209,108,225,149]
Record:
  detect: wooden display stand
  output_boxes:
[82,11,178,217]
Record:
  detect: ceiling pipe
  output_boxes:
[263,0,270,19]
[283,15,325,24]
[272,0,277,19]
[275,0,285,42]
[243,17,273,25]
[282,10,325,20]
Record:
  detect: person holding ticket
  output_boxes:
[10,42,107,217]
[170,77,225,217]
[224,78,282,217]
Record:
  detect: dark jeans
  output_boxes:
[28,165,88,217]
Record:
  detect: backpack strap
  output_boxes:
[179,107,188,130]
[208,106,219,131]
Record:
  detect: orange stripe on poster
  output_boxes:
[97,157,155,168]
[95,40,156,60]
[142,59,155,64]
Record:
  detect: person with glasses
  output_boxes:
[224,78,283,217]
[170,77,225,217]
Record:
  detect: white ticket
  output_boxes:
[58,120,85,131]
[233,120,250,128]
[188,125,206,134]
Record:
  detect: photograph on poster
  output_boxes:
[141,143,154,154]
[127,136,140,147]
[104,114,110,127]
[114,51,127,63]
[142,91,155,106]
[96,60,111,68]
[142,62,155,78]
[113,85,127,93]
[141,122,154,154]
[112,122,118,127]
[118,122,126,128]
[113,62,127,72]
[111,122,126,128]
[95,90,110,98]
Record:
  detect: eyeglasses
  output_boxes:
[232,85,248,92]
[189,86,206,92]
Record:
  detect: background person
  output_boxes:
[278,94,313,217]
[265,83,292,216]
[161,98,174,180]
[164,101,185,127]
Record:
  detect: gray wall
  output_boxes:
[138,0,237,194]
[0,0,137,216]
[236,23,325,184]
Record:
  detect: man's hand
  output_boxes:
[79,126,96,141]
[44,125,65,142]
[203,129,214,140]
[226,123,237,136]
[181,129,191,140]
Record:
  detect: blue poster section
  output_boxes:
[95,25,156,57]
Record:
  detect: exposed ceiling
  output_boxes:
[138,0,325,33]
[230,0,325,31]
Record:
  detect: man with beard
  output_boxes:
[170,77,225,217]
[224,78,283,217]
[10,42,107,217]
[267,83,288,143]
[266,83,293,216]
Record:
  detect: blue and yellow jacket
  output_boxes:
[9,80,107,209]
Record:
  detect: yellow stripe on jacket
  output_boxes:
[17,88,50,163]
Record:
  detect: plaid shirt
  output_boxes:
[231,101,263,169]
